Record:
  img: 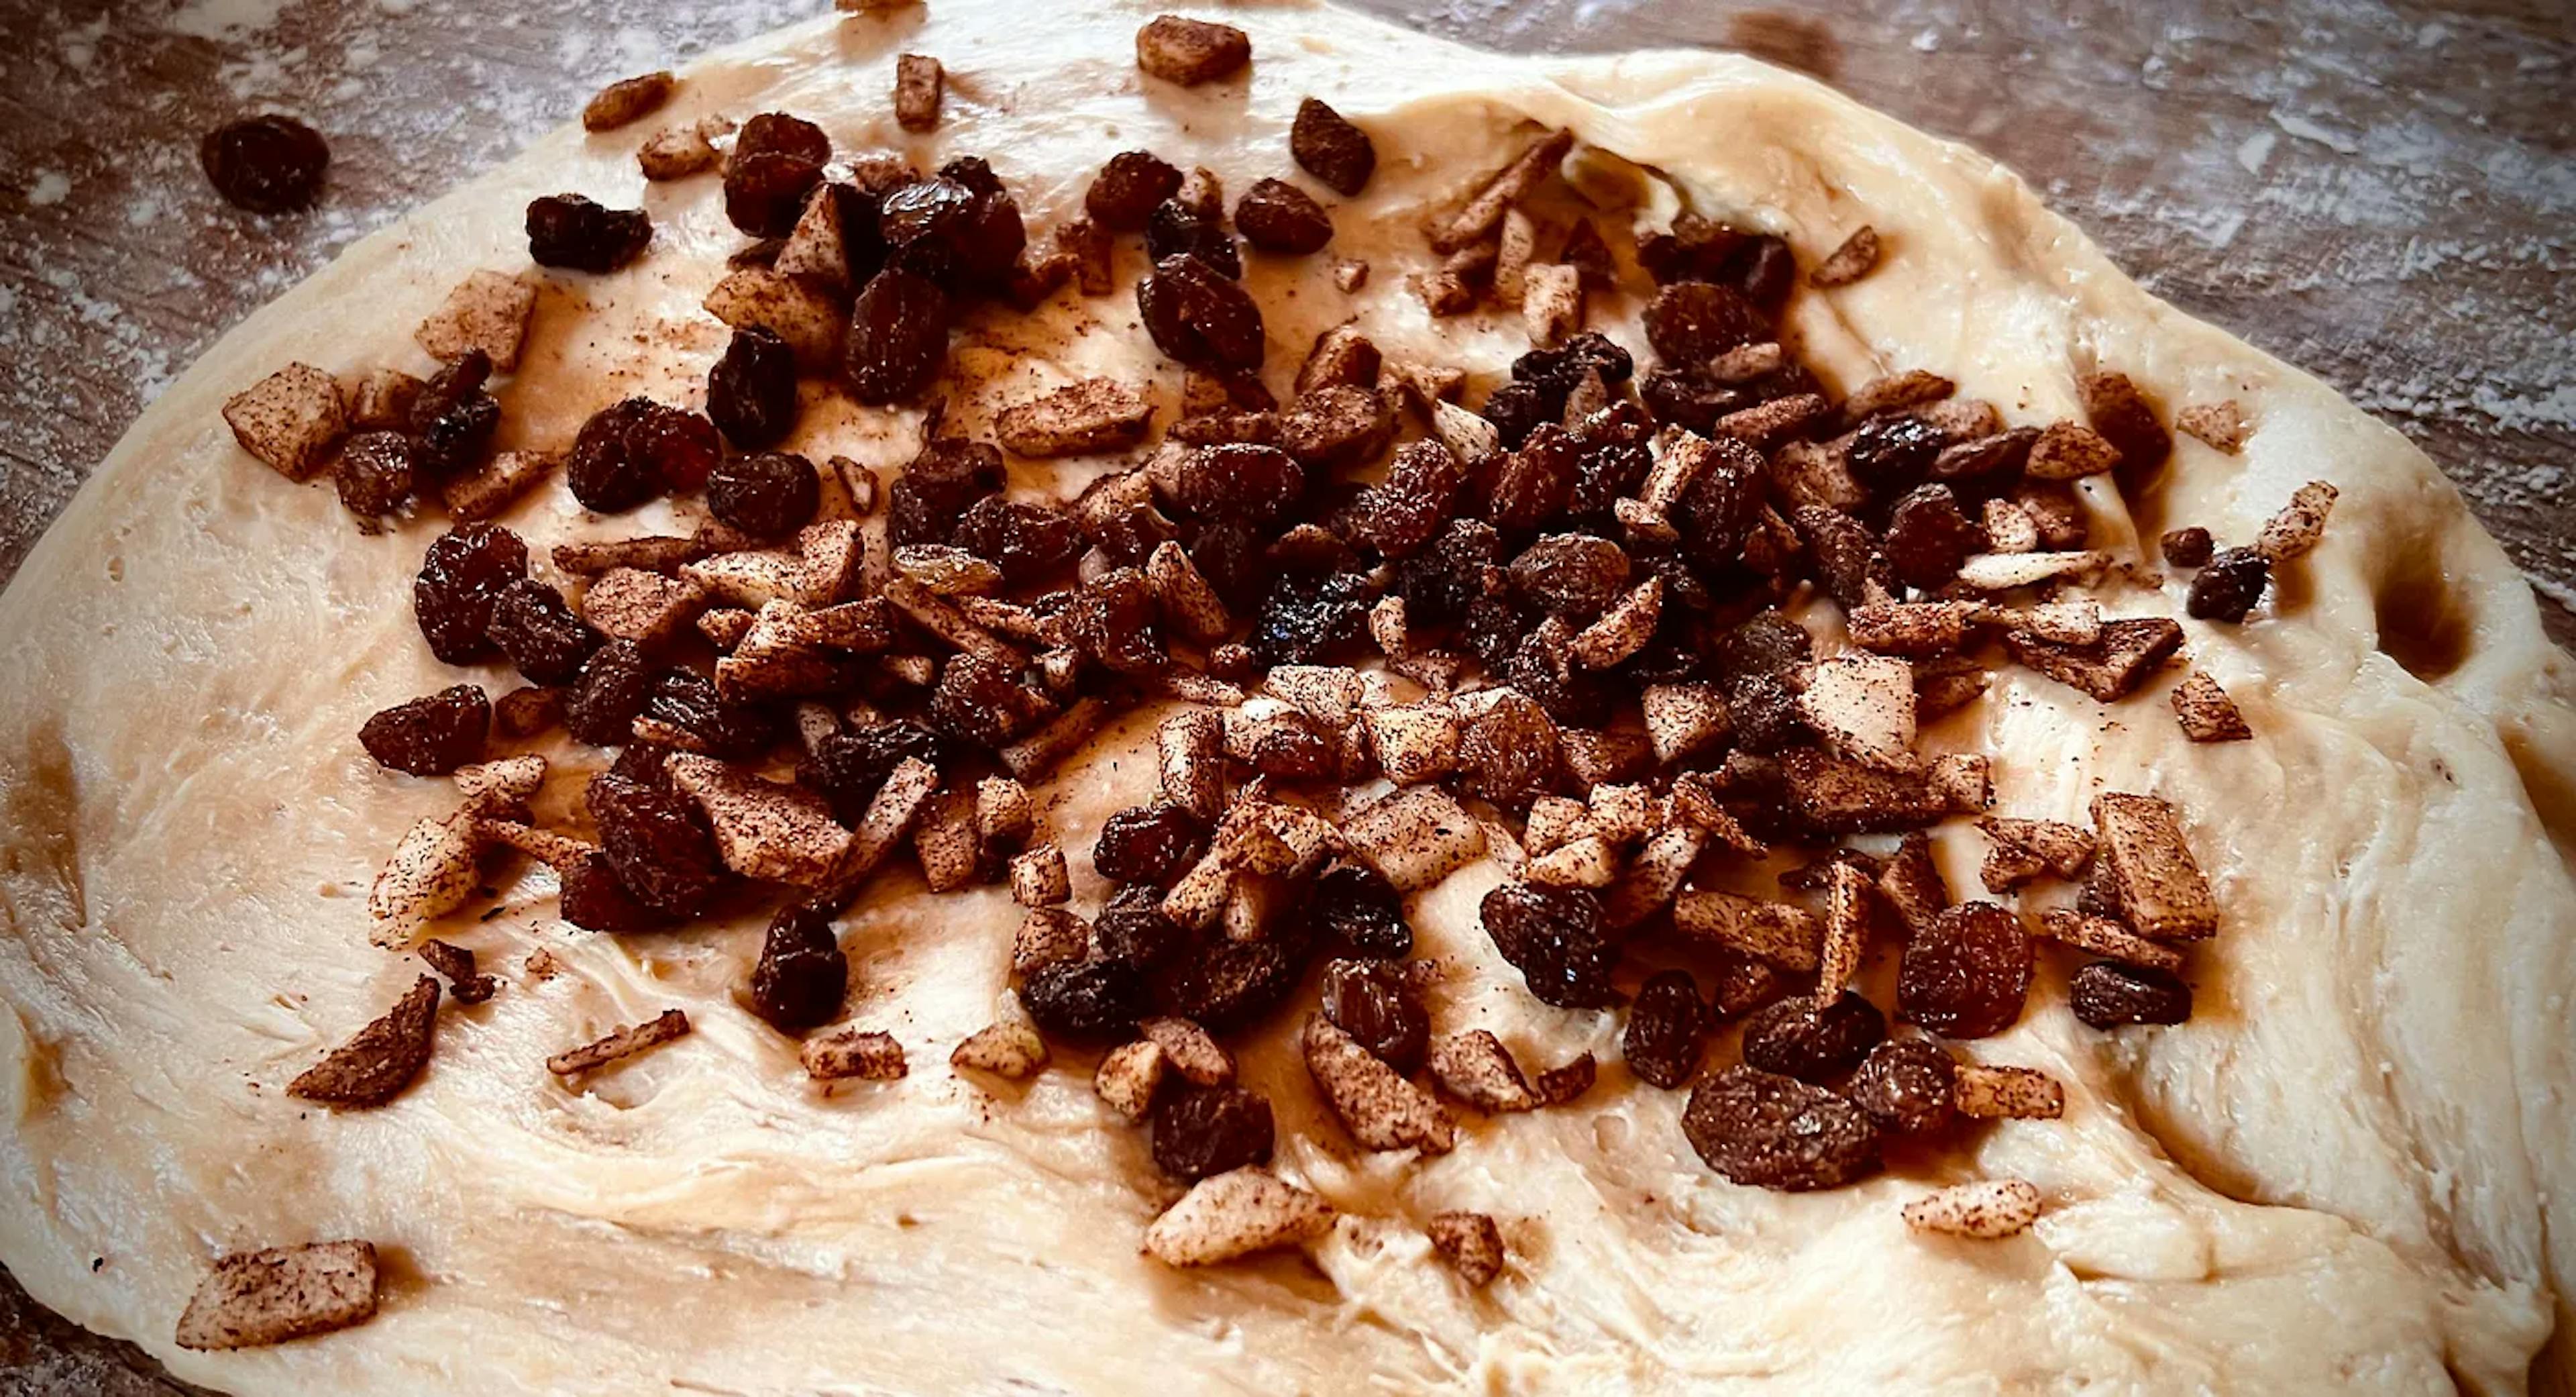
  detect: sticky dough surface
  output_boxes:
[0,1,2571,1392]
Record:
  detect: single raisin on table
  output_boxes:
[1085,150,1185,231]
[749,902,849,1033]
[568,398,720,513]
[2187,546,2270,623]
[564,639,655,747]
[334,431,415,521]
[2070,961,2194,1028]
[1683,1065,1883,1192]
[413,523,529,665]
[2159,527,2214,569]
[845,268,953,405]
[1309,863,1410,958]
[557,852,669,933]
[1022,958,1146,1044]
[586,772,724,917]
[707,327,800,450]
[643,668,780,759]
[1097,883,1185,971]
[1622,969,1706,1090]
[1234,178,1332,255]
[1320,958,1428,1072]
[1846,1037,1957,1135]
[1896,902,2033,1040]
[200,114,329,213]
[1481,882,1621,1009]
[484,578,600,686]
[1092,803,1210,886]
[1740,990,1886,1082]
[1151,1085,1276,1180]
[1641,280,1765,365]
[798,721,945,824]
[1138,253,1267,372]
[526,194,653,273]
[359,684,490,776]
[708,452,822,541]
[953,497,1080,584]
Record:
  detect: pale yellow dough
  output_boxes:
[1,1,2571,1392]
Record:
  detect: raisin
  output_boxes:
[1515,331,1634,393]
[1792,505,1892,611]
[736,111,831,168]
[1479,380,1554,451]
[1159,935,1305,1031]
[953,497,1081,584]
[334,431,415,520]
[1740,991,1886,1082]
[1457,691,1559,808]
[888,437,1007,548]
[1189,519,1275,614]
[1734,236,1796,312]
[1085,151,1185,231]
[567,398,720,513]
[2070,961,2194,1028]
[1175,444,1305,528]
[1622,969,1707,1090]
[845,268,953,405]
[643,668,780,759]
[1354,442,1464,560]
[1021,958,1146,1044]
[1568,438,1654,526]
[1071,567,1168,674]
[564,639,655,747]
[1092,803,1210,887]
[2159,527,2214,569]
[1637,367,1747,436]
[1683,1065,1882,1192]
[610,740,678,790]
[938,154,1004,199]
[557,852,668,933]
[708,452,822,541]
[797,721,945,823]
[1289,97,1375,195]
[1846,1038,1957,1135]
[1486,425,1578,534]
[1642,280,1764,365]
[1458,594,1529,671]
[1309,863,1411,958]
[1843,415,1945,497]
[2186,546,2269,623]
[1146,198,1240,279]
[1249,570,1372,666]
[1320,958,1428,1072]
[1480,881,1619,1009]
[484,577,601,686]
[413,523,529,664]
[928,653,1055,750]
[1233,178,1332,254]
[1674,439,1762,574]
[586,772,724,917]
[1097,883,1185,970]
[1393,518,1503,625]
[722,152,824,238]
[408,352,500,482]
[706,326,800,450]
[749,902,848,1033]
[879,176,1016,289]
[1896,902,2033,1039]
[358,684,490,775]
[1638,215,1750,287]
[1722,673,1806,754]
[526,194,653,272]
[1713,611,1812,682]
[1137,253,1267,372]
[1240,712,1335,778]
[1152,1085,1276,1180]
[1882,483,1983,591]
[1508,533,1631,619]
[200,114,329,213]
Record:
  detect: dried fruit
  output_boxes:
[879,174,1024,290]
[562,639,655,747]
[1094,803,1210,886]
[1508,533,1631,619]
[201,113,331,215]
[1740,990,1884,1082]
[1393,517,1503,625]
[1176,444,1307,529]
[1883,483,1982,590]
[2159,527,2214,569]
[1622,969,1706,1090]
[1291,97,1375,195]
[723,115,828,236]
[1250,569,1373,666]
[844,268,953,405]
[706,326,800,449]
[2186,546,2270,622]
[1300,862,1408,959]
[1162,934,1306,1031]
[1087,151,1185,230]
[525,193,653,272]
[567,397,720,513]
[749,902,848,1033]
[1138,253,1267,371]
[1279,386,1393,471]
[1843,413,1946,494]
[333,431,415,521]
[1896,902,2033,1039]
[2069,960,2194,1027]
[1642,280,1764,364]
[1152,1084,1275,1180]
[587,772,725,917]
[1684,1065,1882,1191]
[799,721,945,823]
[708,452,822,541]
[1022,958,1147,1044]
[1319,957,1428,1072]
[1480,881,1619,1008]
[413,523,529,664]
[1234,178,1332,254]
[1097,883,1185,970]
[1146,197,1241,278]
[888,437,1007,548]
[928,653,1054,751]
[1456,690,1559,809]
[1847,1037,1957,1135]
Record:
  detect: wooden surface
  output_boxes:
[0,0,2567,1389]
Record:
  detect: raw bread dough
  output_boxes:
[0,1,2569,1392]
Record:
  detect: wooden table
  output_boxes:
[0,0,2567,1388]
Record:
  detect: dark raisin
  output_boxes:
[1233,178,1332,254]
[749,902,848,1033]
[200,114,329,213]
[1085,151,1184,230]
[1514,331,1634,393]
[413,523,529,664]
[881,176,1024,289]
[1289,97,1375,195]
[1240,712,1335,778]
[1457,691,1559,809]
[2159,527,2214,569]
[526,194,653,272]
[1152,1084,1275,1180]
[1733,236,1795,311]
[1725,673,1811,754]
[1713,611,1813,682]
[1638,215,1749,286]
[1354,441,1464,561]
[1508,533,1630,619]
[1092,803,1209,887]
[610,740,678,790]
[1393,518,1503,625]
[1843,414,1945,495]
[359,684,490,775]
[888,437,1007,548]
[564,639,656,747]
[1097,883,1185,970]
[952,497,1079,584]
[844,268,953,405]
[1146,198,1240,279]
[1882,483,1983,590]
[724,152,825,238]
[1319,958,1428,1072]
[1137,253,1267,372]
[1683,1065,1882,1191]
[1479,379,1554,451]
[1640,368,1748,435]
[1457,593,1529,670]
[938,154,1002,199]
[1160,935,1305,1032]
[1175,444,1306,528]
[1480,881,1619,1009]
[1642,280,1764,365]
[1896,902,2033,1039]
[2070,961,2194,1028]
[1309,863,1410,958]
[1021,958,1146,1044]
[2186,546,2269,623]
[1071,567,1168,674]
[708,452,822,541]
[735,111,830,167]
[1486,425,1578,534]
[567,398,721,513]
[484,578,600,686]
[407,351,499,482]
[1846,1038,1957,1135]
[797,721,945,823]
[1706,947,1790,1020]
[333,431,415,520]
[927,653,1055,750]
[586,772,724,917]
[1740,991,1886,1082]
[1674,438,1764,574]
[1567,439,1654,526]
[1622,969,1707,1090]
[1792,505,1892,610]
[1188,519,1273,614]
[1929,426,2039,499]
[706,327,800,450]
[643,668,780,759]
[557,852,668,932]
[1249,570,1373,666]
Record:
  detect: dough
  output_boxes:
[0,1,2569,1391]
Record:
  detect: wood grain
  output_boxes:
[0,0,2567,1388]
